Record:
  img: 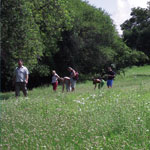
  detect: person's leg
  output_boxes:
[99,79,105,89]
[107,80,113,88]
[107,80,110,88]
[66,83,69,92]
[109,80,113,88]
[53,81,58,91]
[70,78,76,91]
[15,82,20,98]
[98,83,100,89]
[21,82,28,97]
[94,83,97,89]
[93,79,96,89]
[66,82,71,92]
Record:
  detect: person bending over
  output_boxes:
[60,77,71,92]
[93,78,105,90]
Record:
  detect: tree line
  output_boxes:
[121,1,150,58]
[1,0,149,91]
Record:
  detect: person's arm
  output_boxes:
[72,70,76,77]
[25,68,29,84]
[113,72,116,78]
[108,73,113,79]
[56,74,60,80]
[70,69,76,78]
[109,72,115,78]
[25,74,29,84]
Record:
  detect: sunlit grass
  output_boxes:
[1,66,150,149]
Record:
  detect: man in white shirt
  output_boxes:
[14,59,29,98]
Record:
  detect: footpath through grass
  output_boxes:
[1,66,150,150]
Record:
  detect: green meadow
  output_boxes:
[1,66,150,150]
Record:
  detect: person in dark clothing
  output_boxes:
[107,67,115,88]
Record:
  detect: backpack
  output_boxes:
[73,71,79,80]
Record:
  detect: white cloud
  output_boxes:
[112,0,130,34]
[86,0,149,35]
[128,0,148,8]
[114,0,149,34]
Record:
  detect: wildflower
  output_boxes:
[41,145,46,148]
[137,117,141,120]
[74,100,85,105]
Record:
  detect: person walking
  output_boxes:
[13,59,29,98]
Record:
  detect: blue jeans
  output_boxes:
[107,80,113,87]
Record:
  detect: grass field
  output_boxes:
[1,66,150,150]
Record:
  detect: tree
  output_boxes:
[55,0,117,74]
[1,0,44,91]
[121,2,150,58]
[31,0,74,75]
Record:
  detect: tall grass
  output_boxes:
[1,66,150,149]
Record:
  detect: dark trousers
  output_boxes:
[15,82,27,97]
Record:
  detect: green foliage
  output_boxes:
[1,0,44,90]
[31,0,74,76]
[121,2,150,58]
[112,36,148,69]
[55,0,118,73]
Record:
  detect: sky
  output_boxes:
[85,0,149,34]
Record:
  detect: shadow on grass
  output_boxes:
[0,93,14,100]
[135,74,150,77]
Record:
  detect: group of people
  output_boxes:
[93,67,115,89]
[13,60,78,98]
[13,59,115,98]
[51,67,78,92]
